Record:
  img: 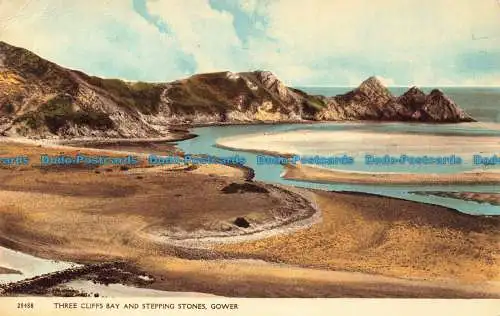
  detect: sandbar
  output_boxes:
[284,164,500,185]
[0,267,21,275]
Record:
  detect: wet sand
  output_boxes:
[216,129,500,157]
[284,164,500,185]
[58,280,218,297]
[0,267,21,275]
[0,141,325,296]
[0,140,499,297]
[417,192,500,206]
[216,190,500,285]
[217,128,500,184]
[0,245,78,284]
[140,256,500,298]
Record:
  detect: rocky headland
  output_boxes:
[0,41,474,139]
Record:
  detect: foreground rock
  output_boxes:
[0,41,474,139]
[0,261,154,296]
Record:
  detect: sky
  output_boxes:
[0,0,500,86]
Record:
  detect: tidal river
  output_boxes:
[177,122,500,216]
[1,121,498,296]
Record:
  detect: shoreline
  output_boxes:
[0,267,21,275]
[215,143,296,158]
[284,164,500,185]
[0,134,499,297]
[214,133,500,185]
[5,119,487,144]
[56,134,198,146]
[415,191,500,206]
[215,189,500,285]
[147,185,321,248]
[179,119,483,129]
[3,247,499,298]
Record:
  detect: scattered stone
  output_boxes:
[234,217,250,228]
[185,165,197,171]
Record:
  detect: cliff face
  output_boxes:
[158,70,325,124]
[0,41,474,138]
[317,77,411,121]
[317,77,475,122]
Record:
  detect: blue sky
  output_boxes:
[1,0,500,86]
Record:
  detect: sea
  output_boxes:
[297,87,500,123]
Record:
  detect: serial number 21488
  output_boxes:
[17,302,34,309]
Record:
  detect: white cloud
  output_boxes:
[147,0,246,73]
[244,0,500,85]
[0,0,196,81]
[261,0,500,55]
[375,76,396,87]
[0,0,499,86]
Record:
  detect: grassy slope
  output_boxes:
[1,41,327,134]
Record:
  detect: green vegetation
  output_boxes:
[85,77,163,114]
[4,47,78,93]
[14,95,113,134]
[301,95,327,117]
[15,112,41,130]
[305,97,326,110]
[7,49,48,77]
[288,87,327,115]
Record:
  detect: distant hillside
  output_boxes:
[0,41,474,139]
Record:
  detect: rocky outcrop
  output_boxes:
[322,77,401,120]
[0,41,474,139]
[416,89,474,122]
[159,70,316,124]
[318,78,474,122]
[398,87,427,110]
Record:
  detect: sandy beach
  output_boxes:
[2,0,500,305]
[417,192,500,206]
[217,128,500,184]
[0,139,499,298]
[283,164,500,185]
[216,129,500,157]
[217,190,500,282]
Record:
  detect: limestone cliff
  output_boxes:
[317,77,474,122]
[0,41,474,139]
